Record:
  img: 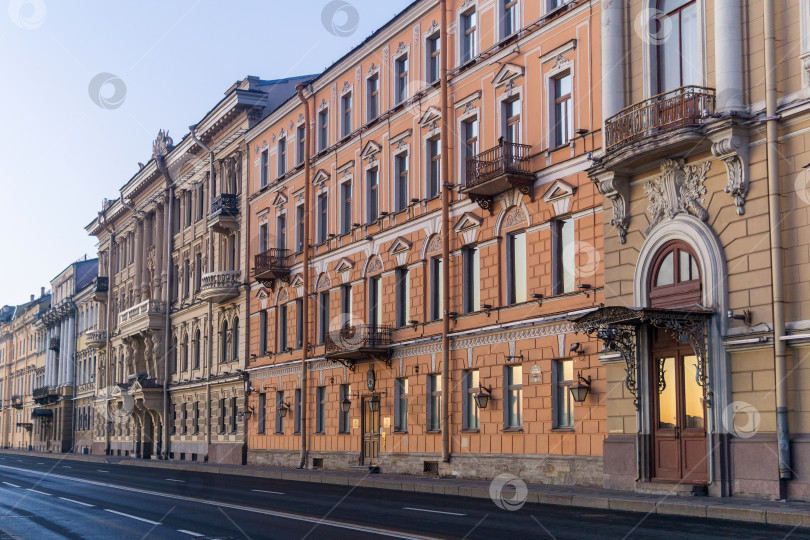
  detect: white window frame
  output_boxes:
[457,106,479,186]
[544,60,575,150]
[339,174,353,235]
[339,84,353,139]
[424,28,441,85]
[392,45,410,106]
[391,145,410,213]
[364,65,382,124]
[496,85,524,144]
[498,0,521,40]
[457,4,479,66]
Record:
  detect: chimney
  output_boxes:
[30,294,35,301]
[41,287,45,297]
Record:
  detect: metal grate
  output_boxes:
[423,461,439,475]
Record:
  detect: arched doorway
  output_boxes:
[648,241,706,483]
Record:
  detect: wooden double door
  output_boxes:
[361,397,380,465]
[651,332,707,483]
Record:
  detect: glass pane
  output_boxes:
[659,16,681,92]
[657,357,677,429]
[561,218,575,292]
[513,232,527,302]
[683,355,704,429]
[656,252,675,286]
[562,359,573,382]
[680,5,700,86]
[472,249,480,311]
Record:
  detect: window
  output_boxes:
[185,191,192,227]
[503,0,518,38]
[276,214,287,251]
[296,124,306,166]
[340,181,352,234]
[341,92,352,138]
[341,284,352,322]
[278,138,287,176]
[430,256,443,320]
[427,137,441,199]
[462,117,479,185]
[395,378,408,432]
[657,0,699,93]
[197,185,205,221]
[553,71,573,147]
[295,205,305,253]
[230,396,238,433]
[259,310,268,355]
[426,33,440,84]
[394,153,408,212]
[295,298,304,348]
[275,391,285,433]
[503,98,521,144]
[183,259,190,298]
[339,384,350,433]
[460,10,477,64]
[366,168,379,223]
[505,365,523,428]
[427,374,442,431]
[294,388,301,434]
[318,109,329,152]
[507,231,527,304]
[193,329,201,369]
[279,303,288,352]
[258,393,266,434]
[649,241,702,308]
[317,193,328,244]
[181,403,188,434]
[367,75,379,122]
[260,149,269,187]
[395,54,409,104]
[219,398,226,433]
[316,386,326,433]
[554,359,573,428]
[368,276,381,327]
[232,317,239,362]
[462,246,480,313]
[553,217,575,295]
[463,369,480,430]
[395,267,409,328]
[171,402,177,434]
[195,252,202,292]
[259,223,268,254]
[220,320,229,363]
[318,291,329,344]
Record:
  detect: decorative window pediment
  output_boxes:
[360,141,382,162]
[272,192,288,208]
[492,63,525,88]
[453,212,482,233]
[388,236,412,255]
[542,179,577,216]
[290,274,304,289]
[335,257,354,274]
[419,106,441,128]
[313,169,330,186]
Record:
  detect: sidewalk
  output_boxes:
[2,448,809,528]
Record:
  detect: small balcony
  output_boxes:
[11,395,23,409]
[253,248,293,287]
[93,277,109,303]
[118,299,165,336]
[604,85,716,153]
[209,194,239,233]
[199,271,241,303]
[461,139,534,212]
[324,324,392,369]
[86,329,107,348]
[49,337,59,352]
[33,386,59,405]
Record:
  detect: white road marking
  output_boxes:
[177,530,205,537]
[165,479,186,483]
[26,489,51,496]
[2,482,20,488]
[61,466,72,469]
[251,489,285,495]
[37,462,44,465]
[59,497,94,507]
[96,470,109,473]
[105,509,162,525]
[403,507,466,516]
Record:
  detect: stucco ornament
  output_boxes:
[644,159,711,234]
[151,129,173,159]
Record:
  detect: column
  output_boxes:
[45,327,52,386]
[714,0,744,113]
[134,219,143,303]
[154,203,164,300]
[143,213,153,297]
[57,319,65,386]
[601,0,625,121]
[66,315,75,386]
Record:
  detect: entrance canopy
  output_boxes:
[31,408,53,417]
[574,305,712,409]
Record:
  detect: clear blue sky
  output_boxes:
[0,0,412,307]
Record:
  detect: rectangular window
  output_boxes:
[258,393,266,435]
[318,109,329,152]
[430,256,443,320]
[194,401,200,434]
[276,215,287,251]
[554,360,574,428]
[295,298,304,348]
[553,217,576,294]
[462,117,478,185]
[279,303,288,352]
[341,92,352,138]
[219,398,226,433]
[368,276,381,327]
[316,386,325,433]
[339,384,350,433]
[230,396,237,433]
[367,75,379,122]
[278,138,287,176]
[259,310,268,354]
[507,231,527,304]
[462,246,480,313]
[317,193,328,244]
[275,391,284,433]
[463,369,480,430]
[260,149,269,187]
[395,378,408,432]
[259,223,268,254]
[460,10,477,64]
[294,388,301,434]
[505,365,523,428]
[341,284,352,322]
[427,137,441,199]
[297,124,306,166]
[426,34,440,84]
[503,98,521,144]
[366,168,379,223]
[296,205,305,253]
[395,55,409,104]
[181,403,187,434]
[395,267,409,328]
[185,191,192,227]
[503,0,518,38]
[553,71,573,147]
[340,181,352,234]
[394,153,408,212]
[197,185,205,221]
[318,291,330,344]
[427,374,442,431]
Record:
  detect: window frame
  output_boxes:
[462,369,480,431]
[394,377,408,432]
[459,8,478,65]
[553,359,574,429]
[504,364,523,429]
[317,107,329,152]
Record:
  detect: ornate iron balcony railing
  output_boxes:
[210,194,239,217]
[324,324,392,355]
[465,139,533,189]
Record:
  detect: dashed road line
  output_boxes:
[59,497,94,507]
[26,489,51,496]
[251,489,285,495]
[2,482,20,488]
[105,509,161,525]
[403,507,466,516]
[165,479,186,483]
[177,530,204,537]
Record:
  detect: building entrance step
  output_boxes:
[635,481,708,497]
[348,465,380,474]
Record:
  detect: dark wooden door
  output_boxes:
[361,398,380,465]
[652,338,706,483]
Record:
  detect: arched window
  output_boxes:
[656,0,699,92]
[193,329,201,369]
[220,320,229,364]
[231,317,239,363]
[171,337,178,375]
[648,241,701,308]
[182,334,189,372]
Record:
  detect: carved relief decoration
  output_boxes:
[711,131,750,215]
[644,159,711,234]
[597,173,630,244]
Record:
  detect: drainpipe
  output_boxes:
[764,0,791,493]
[296,84,312,470]
[98,213,115,455]
[156,155,174,460]
[439,0,451,464]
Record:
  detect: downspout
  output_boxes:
[156,156,174,460]
[764,0,791,493]
[98,213,115,455]
[296,84,312,470]
[70,313,77,452]
[439,0,451,464]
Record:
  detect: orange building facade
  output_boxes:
[244,0,606,484]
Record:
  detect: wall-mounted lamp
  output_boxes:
[237,406,254,422]
[340,397,352,413]
[727,309,752,326]
[474,385,493,409]
[368,394,381,412]
[448,311,459,320]
[569,371,592,403]
[575,128,589,136]
[379,211,389,217]
[481,304,493,317]
[505,354,524,363]
[408,319,419,330]
[414,365,420,374]
[278,401,291,418]
[531,293,544,300]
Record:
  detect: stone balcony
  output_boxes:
[118,299,165,336]
[93,277,109,303]
[11,395,23,409]
[199,271,241,303]
[33,386,59,405]
[86,329,107,348]
[209,193,239,234]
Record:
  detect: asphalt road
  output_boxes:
[0,454,806,539]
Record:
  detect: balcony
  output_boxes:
[199,271,241,303]
[118,299,165,336]
[253,248,293,288]
[461,139,534,212]
[48,337,59,352]
[604,86,716,154]
[209,193,239,233]
[33,386,59,405]
[86,329,107,348]
[11,395,23,409]
[76,382,95,395]
[93,277,109,302]
[324,324,392,370]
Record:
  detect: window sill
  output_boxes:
[426,429,441,434]
[461,428,480,434]
[394,430,408,434]
[551,427,575,433]
[502,427,524,433]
